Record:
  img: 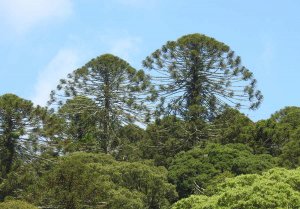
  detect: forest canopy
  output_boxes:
[1,33,300,209]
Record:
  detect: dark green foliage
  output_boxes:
[249,119,284,155]
[113,124,147,161]
[249,106,300,156]
[213,107,300,157]
[0,94,49,179]
[143,33,263,120]
[279,127,300,168]
[143,116,191,167]
[271,106,300,127]
[168,143,277,198]
[57,96,102,153]
[17,152,177,209]
[141,116,208,167]
[0,153,56,201]
[4,34,300,209]
[212,108,254,144]
[35,153,119,209]
[172,167,300,209]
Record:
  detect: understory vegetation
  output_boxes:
[1,34,300,208]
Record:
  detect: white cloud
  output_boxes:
[0,0,72,33]
[108,36,142,61]
[117,0,145,6]
[260,40,274,75]
[31,32,142,106]
[31,48,79,106]
[116,0,157,8]
[97,33,142,62]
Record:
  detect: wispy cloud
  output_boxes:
[31,31,142,106]
[97,32,142,62]
[108,36,142,61]
[31,48,79,106]
[115,0,157,8]
[0,0,73,33]
[260,40,274,75]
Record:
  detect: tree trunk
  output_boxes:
[187,53,203,121]
[103,72,110,153]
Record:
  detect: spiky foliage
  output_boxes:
[0,94,47,178]
[56,96,102,153]
[49,54,152,152]
[143,33,263,120]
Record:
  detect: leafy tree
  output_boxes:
[249,107,300,156]
[34,153,123,209]
[56,96,102,153]
[113,124,147,161]
[142,116,190,166]
[168,143,276,198]
[172,167,300,209]
[141,116,208,167]
[0,154,55,201]
[211,108,254,144]
[0,94,48,178]
[271,106,300,128]
[143,33,263,121]
[0,200,38,209]
[107,161,177,208]
[270,107,300,155]
[279,127,300,168]
[249,119,283,155]
[49,54,152,153]
[29,152,177,209]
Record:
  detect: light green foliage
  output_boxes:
[168,143,276,198]
[143,33,262,120]
[172,167,300,209]
[271,106,300,128]
[0,200,38,209]
[31,152,177,209]
[50,54,152,153]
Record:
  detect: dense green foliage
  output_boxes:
[0,94,50,179]
[1,33,300,209]
[172,167,300,209]
[142,116,208,167]
[212,108,254,144]
[279,128,300,168]
[56,96,101,152]
[168,143,276,198]
[1,152,177,209]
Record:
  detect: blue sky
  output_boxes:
[0,0,299,121]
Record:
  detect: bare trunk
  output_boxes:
[103,72,110,153]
